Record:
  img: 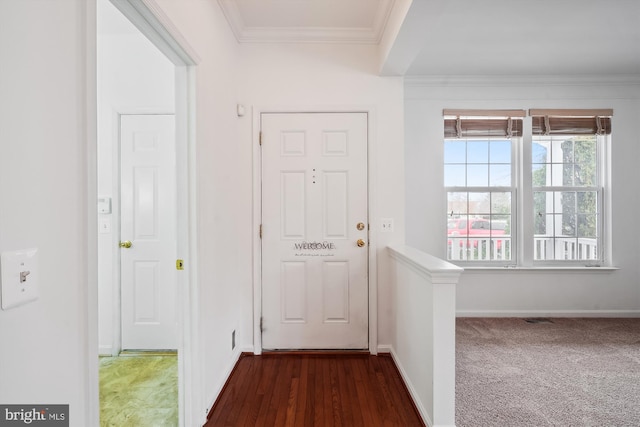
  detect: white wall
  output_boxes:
[0,0,96,425]
[97,0,175,355]
[405,77,640,316]
[149,0,243,419]
[237,43,406,349]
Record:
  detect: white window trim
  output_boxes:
[447,115,612,269]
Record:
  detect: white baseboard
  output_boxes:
[457,310,640,318]
[376,344,392,354]
[203,346,244,420]
[98,345,112,356]
[387,347,434,427]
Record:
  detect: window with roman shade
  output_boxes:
[530,109,611,262]
[443,108,612,266]
[444,109,525,263]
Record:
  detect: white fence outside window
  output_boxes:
[448,236,598,261]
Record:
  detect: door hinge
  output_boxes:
[259,131,263,146]
[260,316,263,333]
[259,224,263,239]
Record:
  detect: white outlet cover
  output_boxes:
[381,218,395,232]
[1,248,39,310]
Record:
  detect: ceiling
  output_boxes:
[217,0,640,77]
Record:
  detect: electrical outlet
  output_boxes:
[381,218,394,232]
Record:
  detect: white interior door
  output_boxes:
[261,112,369,350]
[120,114,177,350]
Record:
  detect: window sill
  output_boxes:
[457,265,619,272]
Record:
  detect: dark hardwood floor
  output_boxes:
[205,352,426,427]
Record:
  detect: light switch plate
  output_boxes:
[1,248,39,310]
[98,217,112,234]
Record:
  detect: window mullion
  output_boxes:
[520,115,534,267]
[595,186,604,263]
[600,134,610,265]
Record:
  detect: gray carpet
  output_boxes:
[456,317,640,427]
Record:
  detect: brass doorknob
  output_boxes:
[119,240,132,248]
[357,239,366,247]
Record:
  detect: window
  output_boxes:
[444,108,611,266]
[530,109,611,262]
[444,110,523,262]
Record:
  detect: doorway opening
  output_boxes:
[95,0,197,425]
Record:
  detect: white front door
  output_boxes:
[261,112,369,350]
[120,114,178,350]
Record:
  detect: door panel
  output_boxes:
[282,261,307,322]
[322,261,349,322]
[121,114,177,350]
[133,167,159,238]
[261,112,368,350]
[281,172,306,238]
[324,171,348,238]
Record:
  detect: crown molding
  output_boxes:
[217,0,394,44]
[404,74,640,88]
[234,26,380,44]
[372,0,395,44]
[217,0,246,41]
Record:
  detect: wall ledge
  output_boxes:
[388,244,463,283]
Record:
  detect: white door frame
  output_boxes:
[252,106,379,355]
[91,1,201,426]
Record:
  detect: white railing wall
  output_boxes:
[388,245,463,427]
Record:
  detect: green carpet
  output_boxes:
[99,354,178,427]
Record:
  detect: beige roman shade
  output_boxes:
[529,109,613,136]
[443,109,526,138]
